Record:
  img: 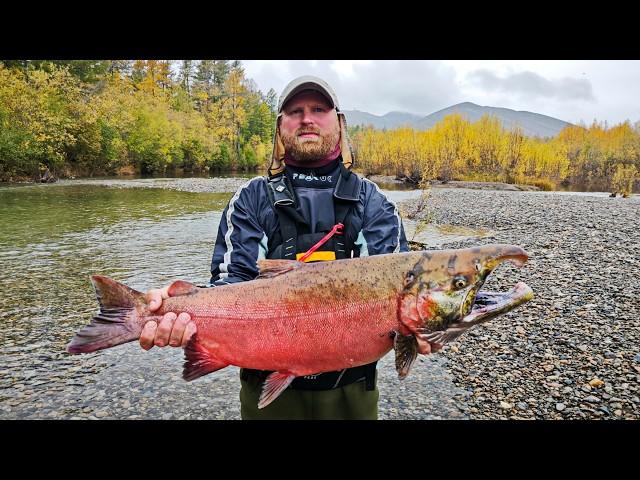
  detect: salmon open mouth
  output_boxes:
[422,281,534,345]
[463,282,534,325]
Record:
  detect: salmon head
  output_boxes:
[396,244,533,371]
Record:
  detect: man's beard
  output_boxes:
[280,126,340,163]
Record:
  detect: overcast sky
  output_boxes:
[240,60,640,126]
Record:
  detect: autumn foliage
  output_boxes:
[351,114,640,194]
[0,61,276,181]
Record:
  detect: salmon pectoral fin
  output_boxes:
[256,259,304,279]
[416,327,459,349]
[393,331,418,379]
[182,334,228,381]
[258,372,296,409]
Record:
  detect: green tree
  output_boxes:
[178,60,195,95]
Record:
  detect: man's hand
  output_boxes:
[140,285,197,350]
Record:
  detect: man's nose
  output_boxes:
[300,109,315,124]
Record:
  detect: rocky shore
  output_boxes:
[54,177,254,193]
[402,187,639,419]
[365,174,542,191]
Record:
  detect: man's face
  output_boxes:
[279,90,340,163]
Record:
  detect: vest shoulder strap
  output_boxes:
[333,163,361,201]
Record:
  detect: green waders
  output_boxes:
[239,371,379,420]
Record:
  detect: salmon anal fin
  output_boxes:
[256,259,304,279]
[182,334,228,381]
[393,331,418,379]
[258,372,296,409]
[168,280,199,297]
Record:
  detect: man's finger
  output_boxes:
[169,313,192,347]
[155,312,177,347]
[146,286,170,312]
[181,322,197,347]
[146,291,163,312]
[140,321,158,350]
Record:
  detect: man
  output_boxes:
[140,75,409,419]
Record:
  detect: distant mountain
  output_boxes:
[342,110,423,130]
[343,102,573,138]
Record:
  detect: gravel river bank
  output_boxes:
[402,188,639,419]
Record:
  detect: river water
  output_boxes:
[0,179,474,420]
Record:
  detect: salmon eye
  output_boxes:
[453,276,467,289]
[404,272,415,287]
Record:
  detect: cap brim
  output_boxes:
[278,79,338,112]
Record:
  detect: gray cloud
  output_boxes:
[468,69,596,102]
[243,60,462,116]
[337,61,460,115]
[241,60,640,124]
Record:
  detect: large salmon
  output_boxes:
[67,244,534,408]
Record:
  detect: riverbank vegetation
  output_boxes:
[350,115,640,195]
[0,60,276,181]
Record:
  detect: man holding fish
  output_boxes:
[140,75,411,419]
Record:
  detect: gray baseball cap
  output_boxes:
[277,75,340,113]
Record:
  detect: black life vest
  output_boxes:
[265,161,361,262]
[240,162,377,391]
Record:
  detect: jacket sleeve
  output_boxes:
[359,178,409,255]
[209,178,268,285]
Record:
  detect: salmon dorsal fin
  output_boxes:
[168,280,199,297]
[256,259,304,279]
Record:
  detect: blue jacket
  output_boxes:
[209,160,408,285]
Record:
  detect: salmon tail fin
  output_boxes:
[182,334,228,381]
[66,275,145,354]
